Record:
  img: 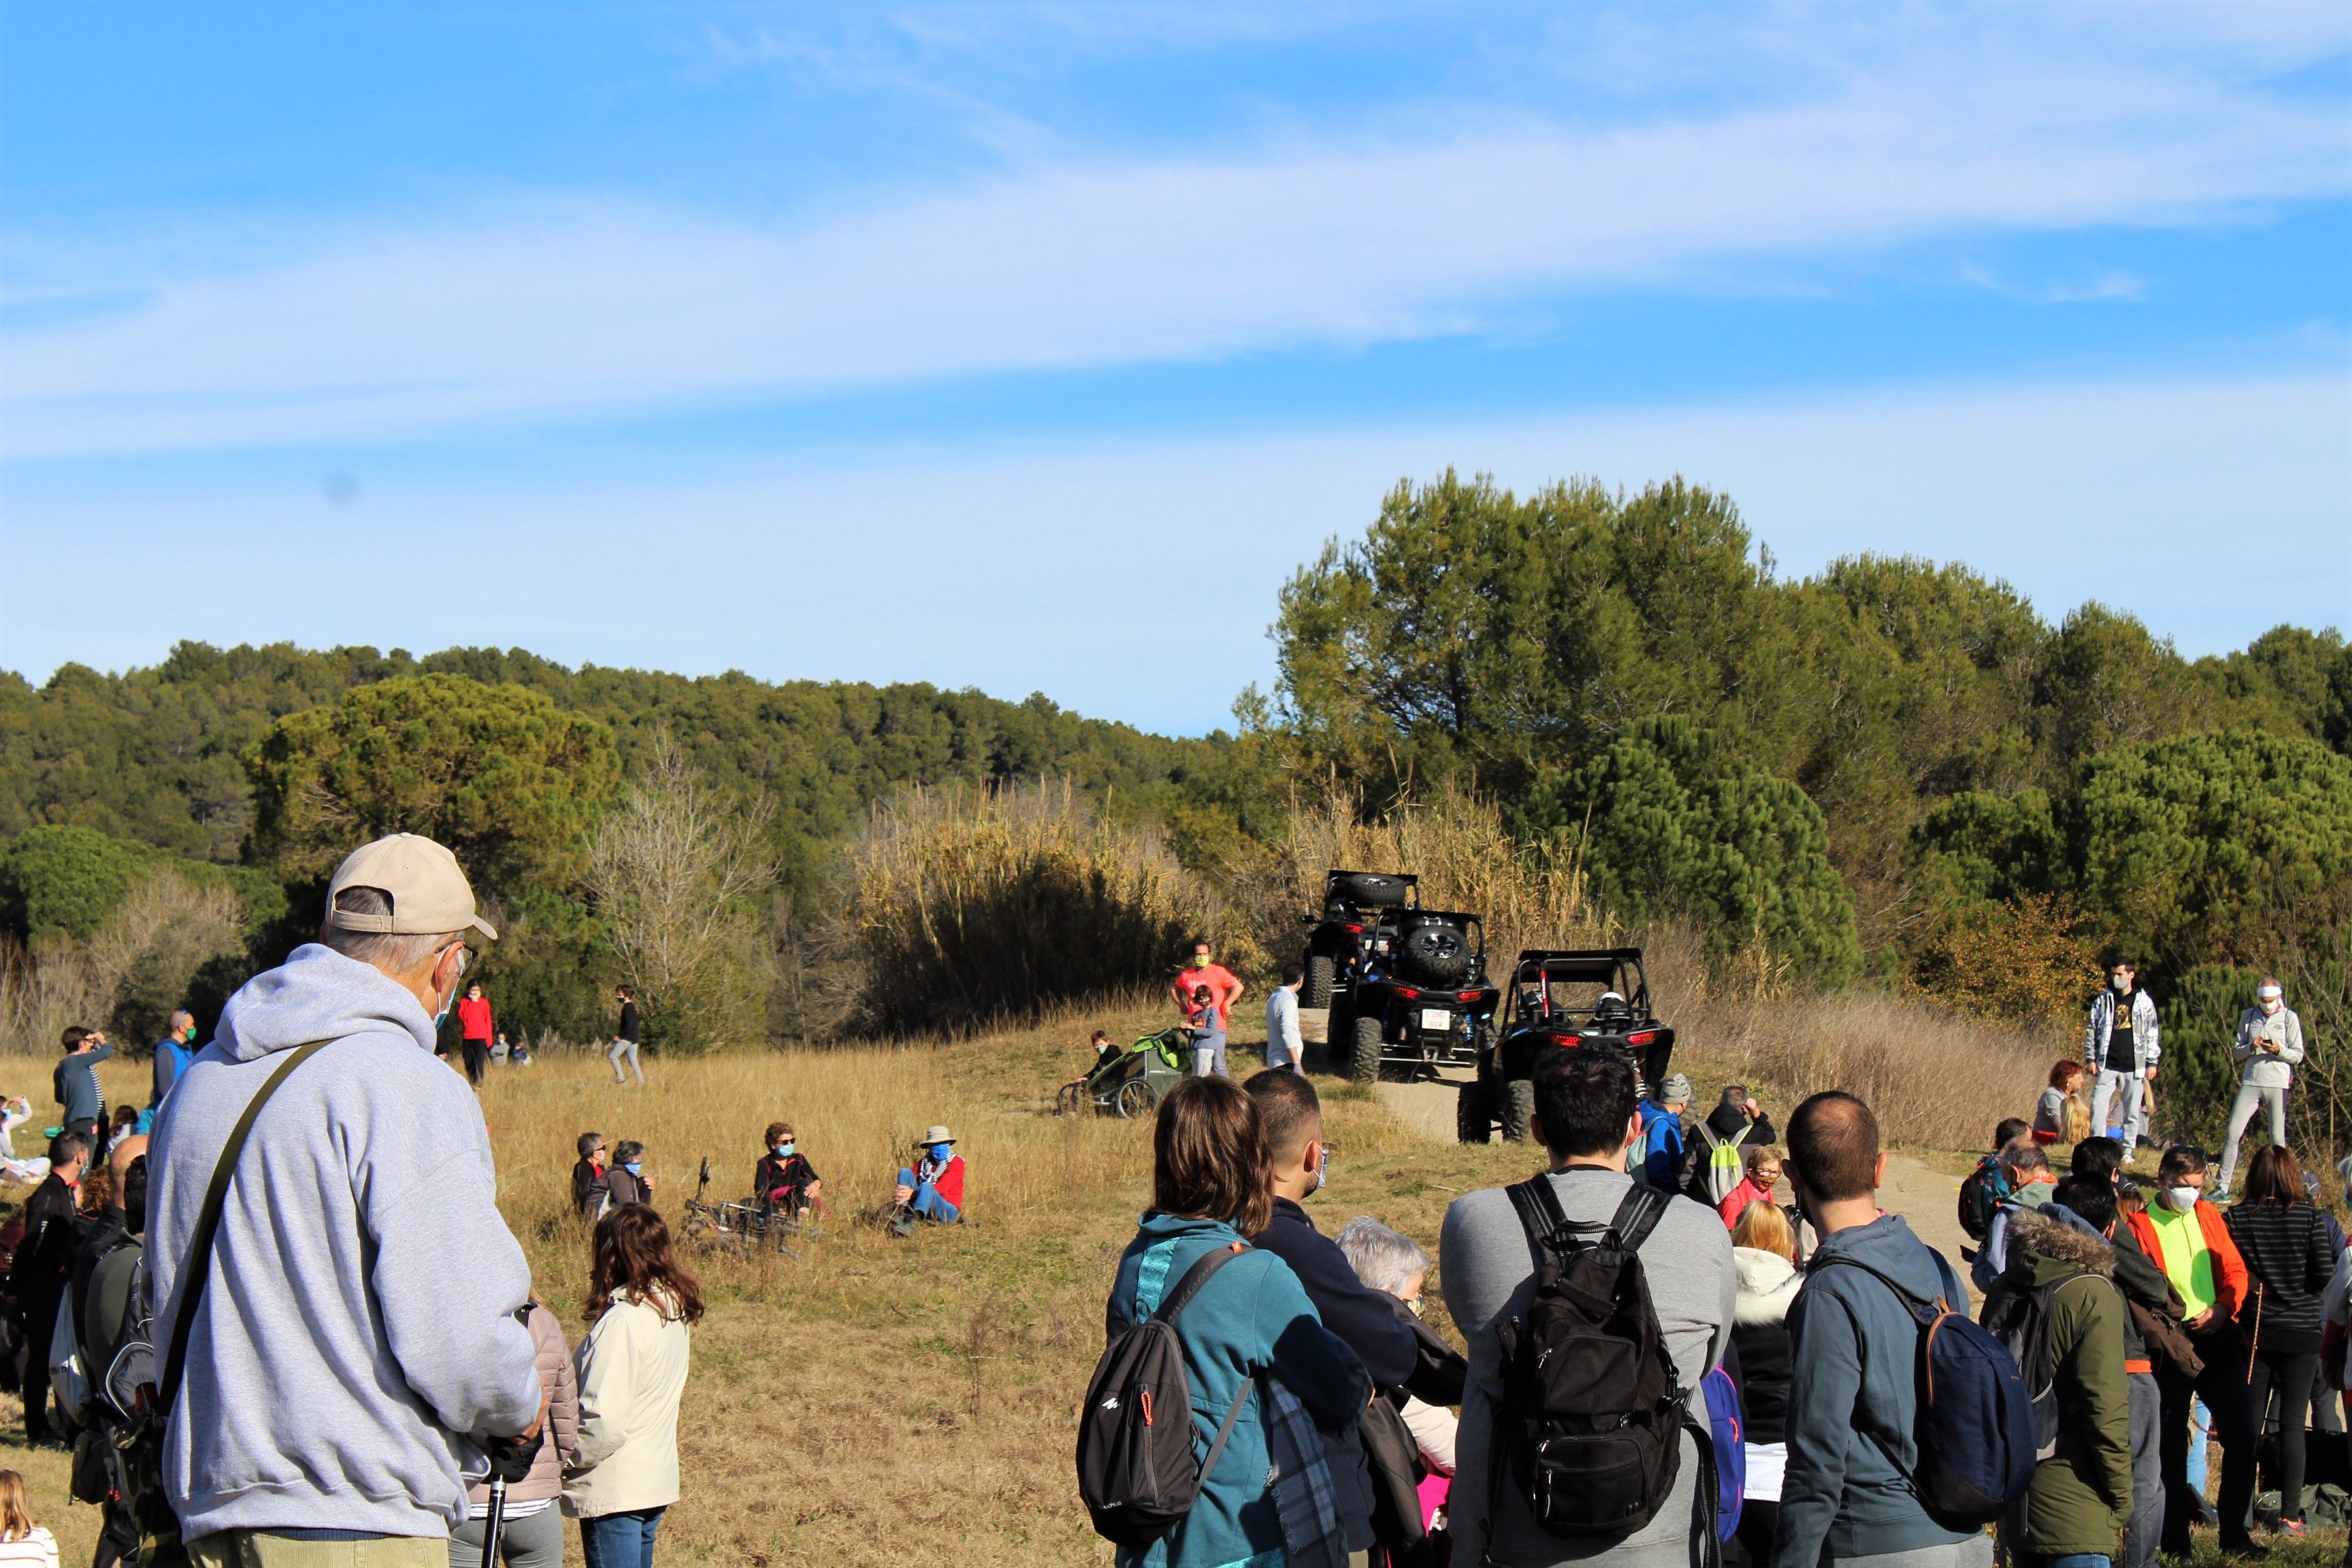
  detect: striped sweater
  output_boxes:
[2224,1200,2338,1353]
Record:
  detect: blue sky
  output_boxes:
[3,2,2347,735]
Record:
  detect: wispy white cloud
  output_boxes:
[3,4,2345,457]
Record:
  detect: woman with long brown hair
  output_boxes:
[563,1204,702,1568]
[2224,1143,2336,1539]
[1102,1076,1368,1568]
[0,1469,56,1565]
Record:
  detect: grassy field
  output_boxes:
[0,1013,2332,1567]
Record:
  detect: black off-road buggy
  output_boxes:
[1303,869,1499,1083]
[1457,948,1676,1143]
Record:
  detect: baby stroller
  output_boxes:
[1057,1028,1191,1119]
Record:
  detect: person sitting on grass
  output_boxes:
[2033,1060,2087,1146]
[604,1139,653,1209]
[572,1131,610,1218]
[753,1122,824,1218]
[889,1126,964,1237]
[0,1469,58,1567]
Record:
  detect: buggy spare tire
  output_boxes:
[1304,954,1335,1010]
[1501,1079,1535,1143]
[1335,872,1411,909]
[1456,1081,1492,1144]
[1398,921,1473,985]
[1349,1011,1384,1083]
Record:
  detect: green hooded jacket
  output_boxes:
[1997,1209,2133,1556]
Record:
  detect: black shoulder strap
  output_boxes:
[1152,1241,1247,1326]
[157,1040,332,1409]
[1506,1175,1672,1269]
[1607,1183,1673,1254]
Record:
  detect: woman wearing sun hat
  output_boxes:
[890,1125,964,1237]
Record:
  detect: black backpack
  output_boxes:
[1490,1179,1717,1550]
[1979,1272,2074,1462]
[1076,1241,1256,1547]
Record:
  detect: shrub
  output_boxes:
[1907,894,2100,1026]
[1520,717,1861,983]
[843,781,1243,1036]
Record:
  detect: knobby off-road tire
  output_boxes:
[1457,1081,1492,1143]
[1501,1079,1535,1143]
[1335,872,1411,909]
[1349,1011,1384,1083]
[1399,922,1472,986]
[1114,1079,1156,1119]
[1304,955,1335,1010]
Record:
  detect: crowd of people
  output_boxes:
[0,820,2333,1568]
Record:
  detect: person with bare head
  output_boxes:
[9,1130,88,1446]
[1100,1077,1369,1568]
[1771,1091,1989,1568]
[53,1024,110,1142]
[2087,960,2160,1160]
[150,1008,200,1118]
[2223,1145,2336,1540]
[1244,1068,1420,1558]
[608,985,643,1085]
[147,832,544,1561]
[564,1204,702,1567]
[1439,1049,1734,1568]
[1970,1139,2059,1290]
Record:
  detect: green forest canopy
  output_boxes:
[1,468,2345,1046]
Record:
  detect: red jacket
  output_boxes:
[456,996,494,1042]
[922,1154,966,1211]
[2127,1199,2249,1320]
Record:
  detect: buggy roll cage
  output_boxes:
[1497,948,1653,1034]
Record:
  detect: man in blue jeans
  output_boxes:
[889,1126,964,1237]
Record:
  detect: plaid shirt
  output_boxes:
[1264,1375,1348,1568]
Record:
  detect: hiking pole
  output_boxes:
[478,1473,507,1568]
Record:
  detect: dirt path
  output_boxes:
[1377,1079,1979,1292]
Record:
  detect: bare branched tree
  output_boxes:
[586,736,778,1039]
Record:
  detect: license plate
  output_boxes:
[1420,1009,1454,1031]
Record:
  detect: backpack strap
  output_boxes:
[156,1039,332,1409]
[1505,1175,1673,1269]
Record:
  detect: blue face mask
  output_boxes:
[930,1144,953,1162]
[624,1162,642,1176]
[774,1143,795,1158]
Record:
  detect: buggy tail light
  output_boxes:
[1456,990,1479,1002]
[1345,923,1364,933]
[1625,1030,1657,1046]
[1395,985,1421,1000]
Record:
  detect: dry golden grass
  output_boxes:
[0,970,2085,1567]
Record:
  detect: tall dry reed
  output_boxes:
[842,779,1256,1037]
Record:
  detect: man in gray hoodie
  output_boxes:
[148,833,543,1565]
[1441,1049,1735,1568]
[1770,1091,1991,1568]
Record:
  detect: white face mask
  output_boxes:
[2261,997,2284,1016]
[2112,975,2132,992]
[2165,1186,2202,1212]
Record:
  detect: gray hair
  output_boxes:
[318,885,466,973]
[2001,1139,2051,1175]
[1335,1215,1430,1297]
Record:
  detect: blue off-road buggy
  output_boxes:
[1058,1027,1191,1119]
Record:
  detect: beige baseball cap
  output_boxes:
[325,833,497,941]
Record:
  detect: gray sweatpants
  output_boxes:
[2219,1081,2289,1191]
[608,1036,644,1083]
[2128,1368,2164,1568]
[449,1506,564,1568]
[1840,1537,1995,1568]
[2093,1068,2144,1141]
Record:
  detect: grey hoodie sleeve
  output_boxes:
[1771,1282,1861,1568]
[359,1073,540,1441]
[2282,1010,2306,1066]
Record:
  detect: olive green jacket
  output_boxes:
[2002,1210,2133,1556]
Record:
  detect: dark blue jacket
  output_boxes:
[1251,1196,1418,1551]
